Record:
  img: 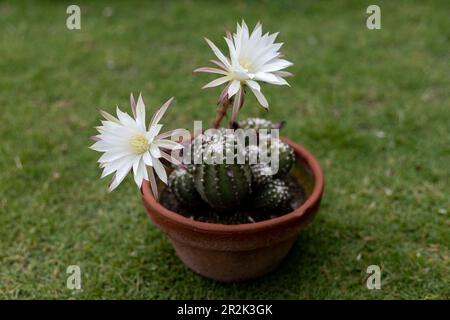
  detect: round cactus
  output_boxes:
[238,117,275,130]
[252,179,292,213]
[273,140,295,178]
[250,163,274,188]
[192,130,252,210]
[246,139,295,179]
[168,166,204,208]
[194,163,252,210]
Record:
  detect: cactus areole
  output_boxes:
[141,137,324,281]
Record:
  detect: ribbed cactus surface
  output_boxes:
[167,118,297,216]
[194,163,252,210]
[190,130,251,209]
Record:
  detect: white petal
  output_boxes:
[210,59,227,69]
[227,80,241,98]
[160,150,182,166]
[133,158,145,188]
[108,174,119,192]
[108,158,133,191]
[204,38,231,69]
[193,67,228,75]
[155,128,188,140]
[100,110,120,124]
[97,149,131,163]
[150,97,173,128]
[130,93,137,117]
[202,76,230,89]
[249,86,269,109]
[143,151,153,166]
[246,80,260,91]
[146,167,158,200]
[273,76,290,86]
[253,72,280,84]
[147,124,163,142]
[153,139,183,150]
[152,157,167,184]
[224,37,237,61]
[101,154,135,178]
[273,70,293,77]
[90,140,110,152]
[116,107,136,127]
[150,144,162,158]
[136,94,146,130]
[231,87,243,124]
[250,22,262,41]
[258,59,293,73]
[132,156,141,176]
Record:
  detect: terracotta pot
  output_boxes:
[141,138,324,282]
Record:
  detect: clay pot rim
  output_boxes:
[141,137,324,234]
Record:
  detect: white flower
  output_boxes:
[195,21,293,122]
[90,94,184,199]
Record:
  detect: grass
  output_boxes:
[0,0,449,299]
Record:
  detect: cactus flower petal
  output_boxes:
[91,94,184,199]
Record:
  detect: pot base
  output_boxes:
[171,237,297,282]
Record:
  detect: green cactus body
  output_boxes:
[194,163,251,210]
[250,163,274,188]
[273,140,295,178]
[238,117,275,130]
[168,122,295,215]
[252,179,292,213]
[168,166,203,208]
[247,139,295,180]
[190,130,252,210]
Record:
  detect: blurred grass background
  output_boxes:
[0,0,449,299]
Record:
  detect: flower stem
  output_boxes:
[211,99,230,129]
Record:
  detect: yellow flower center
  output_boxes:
[130,134,149,154]
[239,59,252,72]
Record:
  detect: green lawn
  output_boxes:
[0,0,449,299]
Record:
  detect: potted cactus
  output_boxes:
[91,21,324,282]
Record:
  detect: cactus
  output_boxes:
[194,130,252,210]
[250,163,274,188]
[238,117,284,130]
[168,166,203,208]
[247,139,295,181]
[194,163,252,210]
[273,140,295,178]
[167,118,296,216]
[252,179,292,213]
[169,130,252,210]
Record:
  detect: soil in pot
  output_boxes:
[160,162,314,224]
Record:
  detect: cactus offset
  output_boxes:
[168,166,204,208]
[238,117,284,131]
[247,139,295,182]
[273,140,295,178]
[250,163,274,188]
[252,179,292,213]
